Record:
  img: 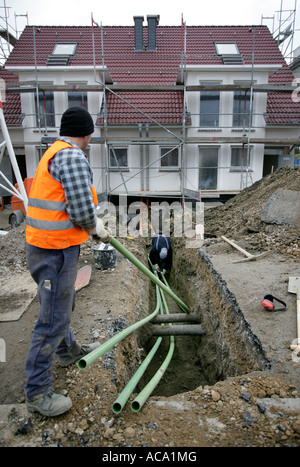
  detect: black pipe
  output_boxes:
[151,313,199,324]
[152,324,206,336]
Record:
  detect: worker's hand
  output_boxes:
[95,218,111,243]
[162,269,166,275]
[154,264,159,271]
[89,218,111,243]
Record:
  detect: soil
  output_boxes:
[0,166,300,449]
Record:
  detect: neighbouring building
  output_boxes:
[1,15,300,205]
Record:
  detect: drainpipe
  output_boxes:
[145,124,149,190]
[139,124,144,191]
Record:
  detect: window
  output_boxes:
[215,42,243,64]
[35,90,55,127]
[109,147,128,171]
[199,147,218,190]
[215,43,240,55]
[67,82,88,110]
[160,147,179,170]
[47,43,78,66]
[200,82,220,128]
[231,147,251,170]
[52,43,77,56]
[233,84,252,127]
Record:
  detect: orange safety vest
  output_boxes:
[26,140,98,249]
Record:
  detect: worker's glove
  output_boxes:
[154,264,159,271]
[89,218,111,243]
[162,269,166,275]
[96,218,111,243]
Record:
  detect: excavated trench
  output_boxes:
[125,237,270,398]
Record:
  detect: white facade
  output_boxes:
[4,60,298,201]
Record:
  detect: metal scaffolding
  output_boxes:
[0,8,299,204]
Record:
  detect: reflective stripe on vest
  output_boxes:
[26,140,98,249]
[28,198,67,211]
[26,217,75,231]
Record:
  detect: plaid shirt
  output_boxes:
[48,137,97,231]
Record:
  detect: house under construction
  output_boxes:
[1,13,300,207]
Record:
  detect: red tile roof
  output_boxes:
[3,24,300,125]
[0,69,22,125]
[103,91,184,125]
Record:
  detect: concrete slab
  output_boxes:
[261,189,300,227]
[0,271,37,322]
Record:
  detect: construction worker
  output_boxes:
[149,234,172,274]
[24,106,110,417]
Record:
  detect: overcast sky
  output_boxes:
[3,0,300,52]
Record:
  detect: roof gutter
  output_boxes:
[181,64,283,73]
[5,65,108,72]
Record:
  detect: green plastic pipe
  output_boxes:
[112,268,164,413]
[131,335,175,412]
[112,335,162,414]
[109,237,190,314]
[131,280,175,412]
[77,282,162,370]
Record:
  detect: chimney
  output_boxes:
[147,15,160,51]
[134,16,144,51]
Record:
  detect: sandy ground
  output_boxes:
[0,167,300,448]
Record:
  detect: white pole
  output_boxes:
[0,96,28,211]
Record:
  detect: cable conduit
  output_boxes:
[109,237,190,314]
[112,282,164,414]
[77,284,162,370]
[131,273,175,412]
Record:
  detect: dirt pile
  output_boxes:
[204,167,300,260]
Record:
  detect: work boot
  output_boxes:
[26,391,72,417]
[58,342,100,367]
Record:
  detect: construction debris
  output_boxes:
[221,235,269,263]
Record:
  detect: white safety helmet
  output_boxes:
[159,247,168,260]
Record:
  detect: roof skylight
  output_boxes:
[215,43,240,55]
[52,43,77,56]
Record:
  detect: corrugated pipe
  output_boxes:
[112,281,164,414]
[131,273,175,412]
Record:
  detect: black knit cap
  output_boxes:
[60,106,94,137]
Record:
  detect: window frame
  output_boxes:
[199,81,221,128]
[109,147,129,172]
[230,146,252,172]
[215,42,240,56]
[52,43,78,56]
[232,81,253,128]
[198,146,219,190]
[159,146,179,171]
[66,82,88,110]
[35,87,55,128]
